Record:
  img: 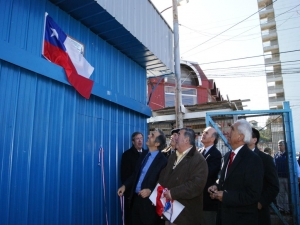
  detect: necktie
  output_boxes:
[202,149,206,156]
[140,153,151,170]
[228,151,235,169]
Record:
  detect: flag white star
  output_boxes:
[50,28,59,40]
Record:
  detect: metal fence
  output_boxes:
[206,102,299,225]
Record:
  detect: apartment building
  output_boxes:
[257,0,300,150]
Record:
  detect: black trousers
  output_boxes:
[124,195,132,225]
[258,206,271,225]
[131,194,159,225]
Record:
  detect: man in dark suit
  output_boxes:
[209,119,264,225]
[118,129,167,225]
[248,128,279,225]
[120,131,144,225]
[199,127,222,225]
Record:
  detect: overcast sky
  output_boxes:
[151,0,270,110]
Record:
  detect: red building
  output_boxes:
[147,60,224,110]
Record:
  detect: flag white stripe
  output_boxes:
[64,37,94,79]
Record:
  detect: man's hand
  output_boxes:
[258,202,262,210]
[208,185,223,202]
[164,190,172,200]
[208,185,218,195]
[211,191,223,202]
[117,185,125,196]
[138,189,152,198]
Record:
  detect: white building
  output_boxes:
[257,0,300,151]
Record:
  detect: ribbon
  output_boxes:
[120,196,125,225]
[99,147,109,225]
[156,186,165,216]
[156,185,173,219]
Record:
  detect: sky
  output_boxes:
[151,0,270,110]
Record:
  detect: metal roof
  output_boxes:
[49,0,174,77]
[152,100,244,115]
[148,100,244,125]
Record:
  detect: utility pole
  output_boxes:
[172,0,183,128]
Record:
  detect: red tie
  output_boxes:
[228,151,235,169]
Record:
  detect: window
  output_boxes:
[165,71,197,86]
[165,86,197,107]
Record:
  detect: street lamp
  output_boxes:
[172,0,188,128]
[160,0,189,13]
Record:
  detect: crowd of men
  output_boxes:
[117,119,286,225]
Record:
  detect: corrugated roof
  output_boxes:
[49,0,174,77]
[152,100,244,115]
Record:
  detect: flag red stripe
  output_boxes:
[43,41,93,99]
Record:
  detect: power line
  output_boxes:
[202,65,300,73]
[202,69,300,74]
[180,24,262,42]
[181,0,279,55]
[195,49,300,65]
[201,60,300,71]
[180,22,300,42]
[182,3,300,57]
[205,73,300,78]
[183,24,260,57]
[180,67,300,79]
[186,7,299,34]
[180,13,300,38]
[184,5,300,57]
[192,67,300,78]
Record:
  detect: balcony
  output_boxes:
[266,74,283,83]
[262,30,278,42]
[259,7,274,19]
[265,57,280,66]
[269,96,285,102]
[263,44,279,52]
[268,85,284,95]
[269,97,284,108]
[257,0,273,8]
[260,21,276,30]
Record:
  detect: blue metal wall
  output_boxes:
[0,0,149,224]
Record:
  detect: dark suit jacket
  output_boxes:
[124,150,167,223]
[121,146,144,195]
[202,145,222,211]
[254,147,279,225]
[216,144,264,225]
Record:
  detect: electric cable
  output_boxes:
[196,49,300,65]
[182,3,300,57]
[182,0,279,55]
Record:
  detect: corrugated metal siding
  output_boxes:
[96,0,174,74]
[0,0,149,224]
[48,0,174,77]
[0,0,150,111]
[0,61,148,225]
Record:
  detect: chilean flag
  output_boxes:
[42,13,94,99]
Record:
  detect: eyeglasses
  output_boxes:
[134,138,143,141]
